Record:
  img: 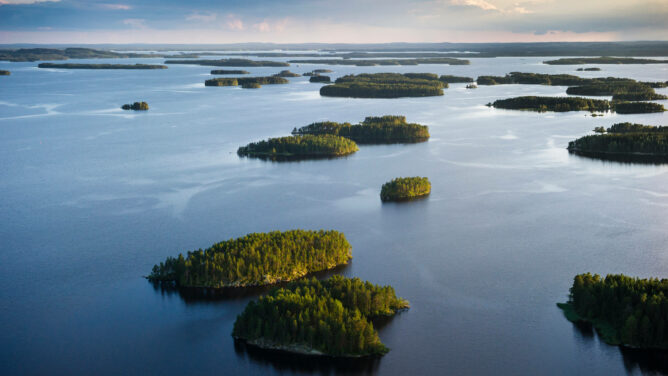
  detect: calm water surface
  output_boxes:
[1,55,668,375]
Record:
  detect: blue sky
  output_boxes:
[0,0,666,43]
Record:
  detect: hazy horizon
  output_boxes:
[1,0,667,44]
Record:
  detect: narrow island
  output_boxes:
[274,70,300,77]
[475,72,666,91]
[292,115,430,144]
[489,96,665,114]
[303,69,333,76]
[489,96,611,112]
[288,57,470,66]
[545,57,668,65]
[568,122,668,161]
[439,75,475,83]
[165,58,289,67]
[148,230,352,288]
[38,63,167,69]
[566,81,667,101]
[0,70,9,75]
[380,177,431,202]
[204,76,289,88]
[211,69,250,75]
[309,75,331,83]
[558,273,668,350]
[121,102,149,111]
[320,73,446,98]
[232,275,409,357]
[0,47,173,62]
[577,67,601,71]
[237,135,359,160]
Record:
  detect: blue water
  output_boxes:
[1,55,668,375]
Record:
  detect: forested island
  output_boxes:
[614,102,666,114]
[490,96,665,113]
[233,276,409,357]
[474,72,666,89]
[121,102,149,111]
[0,47,174,62]
[309,75,331,83]
[38,63,167,69]
[287,57,470,66]
[566,81,667,101]
[604,122,668,133]
[490,96,611,112]
[568,122,668,161]
[205,76,289,88]
[165,58,289,67]
[237,135,359,160]
[439,75,474,83]
[211,69,250,75]
[303,69,333,76]
[545,57,668,65]
[274,70,300,77]
[380,177,431,202]
[148,230,352,288]
[320,73,446,98]
[292,115,430,144]
[558,273,668,349]
[0,70,9,75]
[577,67,601,71]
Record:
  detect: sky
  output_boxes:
[0,0,667,44]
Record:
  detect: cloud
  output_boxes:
[253,21,271,32]
[100,3,131,10]
[224,15,245,31]
[450,0,499,11]
[186,11,217,23]
[253,18,289,32]
[122,18,146,29]
[0,0,59,4]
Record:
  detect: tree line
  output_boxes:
[237,134,359,160]
[292,115,430,144]
[380,177,431,202]
[563,273,668,349]
[204,76,289,88]
[320,73,447,98]
[148,230,352,288]
[232,276,409,356]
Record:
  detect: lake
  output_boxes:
[1,55,667,375]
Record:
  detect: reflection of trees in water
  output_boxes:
[149,263,351,305]
[571,319,668,374]
[569,150,668,165]
[233,339,381,375]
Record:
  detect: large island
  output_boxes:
[237,134,359,160]
[287,57,469,66]
[558,273,668,350]
[490,96,665,113]
[292,115,430,144]
[568,122,668,162]
[148,230,352,288]
[165,58,289,67]
[320,73,446,98]
[38,63,167,69]
[545,57,668,65]
[233,275,409,357]
[204,76,288,88]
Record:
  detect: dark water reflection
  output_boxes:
[570,319,668,374]
[234,340,382,375]
[150,263,351,304]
